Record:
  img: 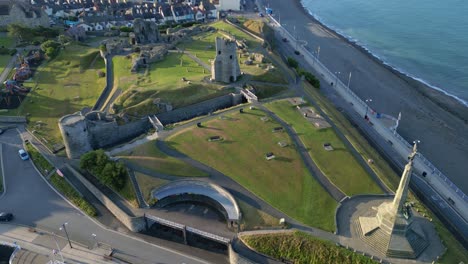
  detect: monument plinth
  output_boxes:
[358,142,429,259]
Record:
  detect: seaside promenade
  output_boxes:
[257,3,468,239]
[259,0,468,192]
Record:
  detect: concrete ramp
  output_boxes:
[240,89,258,103]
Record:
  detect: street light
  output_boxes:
[334,71,341,86]
[60,222,72,249]
[347,72,352,88]
[92,233,98,249]
[52,232,65,263]
[365,99,373,119]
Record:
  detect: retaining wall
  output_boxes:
[228,244,255,264]
[65,164,145,232]
[0,116,26,123]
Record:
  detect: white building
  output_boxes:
[215,0,240,11]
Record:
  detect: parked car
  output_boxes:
[0,212,13,222]
[18,149,29,160]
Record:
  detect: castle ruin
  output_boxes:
[129,18,161,45]
[211,37,240,83]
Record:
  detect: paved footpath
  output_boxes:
[0,224,115,264]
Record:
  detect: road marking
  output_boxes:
[0,144,6,199]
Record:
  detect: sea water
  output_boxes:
[301,0,468,106]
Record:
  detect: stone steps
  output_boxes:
[12,249,48,264]
[353,219,389,256]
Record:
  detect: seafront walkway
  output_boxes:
[265,13,468,223]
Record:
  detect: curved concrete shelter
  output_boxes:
[152,180,241,222]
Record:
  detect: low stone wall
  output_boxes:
[65,164,145,232]
[0,116,26,123]
[228,244,256,264]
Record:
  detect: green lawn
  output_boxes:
[177,30,220,64]
[250,83,287,99]
[242,231,378,264]
[134,171,170,202]
[0,55,12,75]
[117,140,208,177]
[167,109,337,231]
[2,43,106,151]
[0,34,14,48]
[112,53,229,116]
[210,21,261,48]
[266,100,382,196]
[238,200,280,231]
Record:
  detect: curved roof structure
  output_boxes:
[152,180,240,221]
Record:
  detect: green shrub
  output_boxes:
[50,173,97,217]
[297,68,320,89]
[25,142,54,176]
[41,40,61,59]
[287,57,298,68]
[119,26,133,33]
[80,149,127,191]
[243,231,377,264]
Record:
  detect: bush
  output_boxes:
[80,149,127,191]
[297,68,320,88]
[99,44,107,52]
[50,173,97,217]
[119,26,133,33]
[41,40,61,59]
[287,57,298,68]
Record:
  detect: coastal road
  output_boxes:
[0,128,212,264]
[261,0,468,195]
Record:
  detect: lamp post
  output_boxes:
[60,222,72,249]
[365,99,373,119]
[92,233,98,249]
[347,72,352,88]
[52,232,65,263]
[334,71,341,86]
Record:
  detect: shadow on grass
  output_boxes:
[241,111,264,117]
[200,126,222,131]
[275,156,293,163]
[219,140,235,144]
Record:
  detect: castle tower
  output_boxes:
[211,37,241,83]
[358,142,429,258]
[58,112,92,159]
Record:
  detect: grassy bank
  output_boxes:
[266,100,383,196]
[242,231,377,264]
[50,173,97,217]
[112,53,229,116]
[25,142,54,176]
[0,55,12,75]
[2,43,106,151]
[167,108,337,231]
[238,200,280,231]
[117,140,208,177]
[134,172,169,202]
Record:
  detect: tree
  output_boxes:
[58,35,71,47]
[80,151,97,170]
[41,40,61,59]
[7,24,32,42]
[287,57,299,69]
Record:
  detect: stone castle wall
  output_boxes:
[0,3,48,27]
[156,92,244,125]
[59,93,244,159]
